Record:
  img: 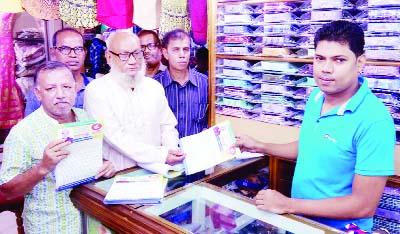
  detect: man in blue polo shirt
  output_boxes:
[234,21,395,232]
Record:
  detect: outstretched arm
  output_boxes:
[255,174,387,219]
[235,134,298,160]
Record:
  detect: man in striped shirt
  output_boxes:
[154,29,208,139]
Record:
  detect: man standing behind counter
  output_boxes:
[235,21,395,232]
[84,31,184,171]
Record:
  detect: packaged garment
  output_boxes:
[22,0,59,20]
[262,2,297,13]
[365,49,400,61]
[362,65,400,77]
[218,35,252,44]
[368,8,400,20]
[261,47,293,57]
[311,10,342,21]
[263,24,298,35]
[221,25,253,34]
[216,97,254,110]
[220,59,251,69]
[311,0,349,9]
[264,12,295,23]
[221,4,254,14]
[365,36,400,49]
[368,0,400,7]
[97,0,134,29]
[222,14,253,24]
[368,22,400,33]
[59,0,100,28]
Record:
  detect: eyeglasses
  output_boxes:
[54,46,85,55]
[141,43,159,51]
[109,50,143,61]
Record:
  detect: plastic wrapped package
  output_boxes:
[262,2,297,13]
[310,10,353,22]
[368,0,400,7]
[220,4,255,14]
[311,0,353,9]
[252,61,300,73]
[263,12,295,23]
[216,97,254,110]
[365,49,400,61]
[368,22,400,33]
[220,59,252,69]
[218,35,253,44]
[362,65,400,77]
[220,45,253,55]
[368,8,400,20]
[263,24,299,36]
[365,36,400,49]
[261,47,293,57]
[221,25,253,35]
[221,14,253,24]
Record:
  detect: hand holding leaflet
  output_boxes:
[180,121,241,175]
[54,120,104,191]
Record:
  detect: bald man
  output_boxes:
[84,31,184,171]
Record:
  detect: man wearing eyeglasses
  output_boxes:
[84,31,184,172]
[138,30,166,78]
[24,28,93,116]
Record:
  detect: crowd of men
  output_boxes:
[0,21,395,234]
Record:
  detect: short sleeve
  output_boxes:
[355,119,395,176]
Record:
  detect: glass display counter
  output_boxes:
[70,158,342,234]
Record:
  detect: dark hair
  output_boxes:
[137,30,161,44]
[52,28,84,47]
[34,61,74,85]
[314,20,365,57]
[161,29,190,48]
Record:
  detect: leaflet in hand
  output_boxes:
[180,121,241,175]
[104,174,167,205]
[54,120,104,191]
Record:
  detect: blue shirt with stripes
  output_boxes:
[154,68,208,138]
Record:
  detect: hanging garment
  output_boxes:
[21,0,60,20]
[96,0,133,29]
[159,0,190,38]
[0,0,23,13]
[189,0,207,45]
[0,13,24,129]
[59,0,100,28]
[133,0,160,30]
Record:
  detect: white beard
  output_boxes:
[109,60,146,89]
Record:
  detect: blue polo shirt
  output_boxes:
[292,77,395,231]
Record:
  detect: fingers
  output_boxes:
[95,161,116,179]
[168,148,184,156]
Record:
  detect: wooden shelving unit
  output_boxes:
[207,0,400,181]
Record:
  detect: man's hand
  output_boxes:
[37,139,71,175]
[255,189,291,214]
[95,161,116,179]
[166,149,185,165]
[234,134,261,153]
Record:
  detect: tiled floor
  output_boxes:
[0,211,18,234]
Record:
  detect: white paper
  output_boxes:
[180,121,241,175]
[54,120,104,191]
[104,174,167,204]
[236,152,264,159]
[138,162,184,178]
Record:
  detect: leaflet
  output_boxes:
[180,121,241,175]
[103,174,167,205]
[137,162,184,178]
[54,120,104,191]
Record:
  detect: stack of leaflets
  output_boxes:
[104,174,167,205]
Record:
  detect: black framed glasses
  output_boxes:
[54,46,85,55]
[109,50,143,61]
[141,43,159,51]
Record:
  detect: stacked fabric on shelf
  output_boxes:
[13,28,45,99]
